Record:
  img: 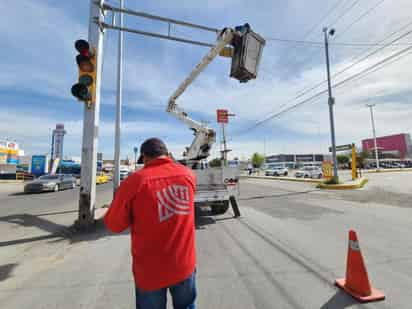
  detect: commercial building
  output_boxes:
[362,133,412,159]
[265,153,331,169]
[0,140,25,178]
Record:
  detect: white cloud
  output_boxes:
[2,0,412,159]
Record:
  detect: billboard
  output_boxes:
[31,155,48,176]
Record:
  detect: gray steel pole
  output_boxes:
[367,104,380,169]
[113,0,124,193]
[78,0,105,228]
[222,123,227,166]
[323,27,339,181]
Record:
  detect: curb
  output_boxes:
[242,175,323,184]
[363,168,412,174]
[0,180,24,184]
[317,177,368,190]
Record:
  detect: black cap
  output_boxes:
[140,138,168,158]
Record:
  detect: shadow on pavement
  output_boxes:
[319,290,358,309]
[239,189,319,201]
[0,211,125,247]
[0,263,18,282]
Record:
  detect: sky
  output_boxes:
[1,0,412,161]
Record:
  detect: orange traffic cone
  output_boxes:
[335,230,385,303]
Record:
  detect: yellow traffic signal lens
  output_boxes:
[76,55,94,73]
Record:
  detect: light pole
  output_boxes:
[366,104,380,169]
[113,0,124,194]
[133,146,138,170]
[323,27,339,182]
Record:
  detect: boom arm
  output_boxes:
[167,28,235,161]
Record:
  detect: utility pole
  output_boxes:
[113,0,124,194]
[77,0,105,228]
[323,27,339,182]
[366,104,380,169]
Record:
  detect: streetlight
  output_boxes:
[366,104,380,169]
[323,27,339,182]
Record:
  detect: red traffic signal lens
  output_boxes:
[75,39,91,55]
[71,83,91,101]
[76,55,94,72]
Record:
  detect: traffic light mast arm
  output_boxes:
[166,28,234,160]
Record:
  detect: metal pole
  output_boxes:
[367,104,380,169]
[222,123,227,166]
[113,0,123,194]
[102,3,219,33]
[77,0,105,228]
[323,27,339,181]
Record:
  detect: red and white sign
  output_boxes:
[217,109,229,124]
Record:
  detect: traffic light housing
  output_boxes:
[230,24,266,83]
[71,39,96,104]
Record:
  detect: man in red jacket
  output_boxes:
[104,138,197,309]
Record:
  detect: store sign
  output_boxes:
[216,109,229,124]
[322,161,333,179]
[329,144,352,152]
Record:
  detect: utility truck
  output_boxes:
[166,24,265,215]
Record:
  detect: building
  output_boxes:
[51,124,67,160]
[362,133,412,159]
[0,140,25,178]
[265,153,331,169]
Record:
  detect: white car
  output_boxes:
[265,167,288,176]
[295,166,323,179]
[119,169,130,180]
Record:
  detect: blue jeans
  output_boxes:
[135,271,196,309]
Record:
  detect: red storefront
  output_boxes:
[362,133,412,159]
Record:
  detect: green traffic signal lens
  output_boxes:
[79,74,93,87]
[71,83,91,101]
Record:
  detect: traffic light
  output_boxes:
[71,39,96,103]
[230,24,266,83]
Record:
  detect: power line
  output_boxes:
[235,44,412,135]
[335,0,385,39]
[266,37,412,47]
[292,26,412,100]
[272,0,345,77]
[328,0,362,27]
[260,25,412,117]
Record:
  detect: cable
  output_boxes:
[270,0,346,78]
[235,44,412,135]
[335,0,385,39]
[328,0,362,27]
[265,37,412,47]
[292,26,412,100]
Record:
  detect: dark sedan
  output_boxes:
[24,174,76,193]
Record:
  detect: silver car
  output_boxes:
[295,167,323,179]
[24,174,76,193]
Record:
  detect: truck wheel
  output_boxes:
[211,201,229,215]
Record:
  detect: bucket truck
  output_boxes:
[166,24,265,215]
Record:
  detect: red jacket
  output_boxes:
[104,157,196,291]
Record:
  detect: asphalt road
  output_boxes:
[0,178,411,308]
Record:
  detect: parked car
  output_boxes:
[295,166,323,179]
[24,174,76,193]
[265,167,288,176]
[96,173,109,185]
